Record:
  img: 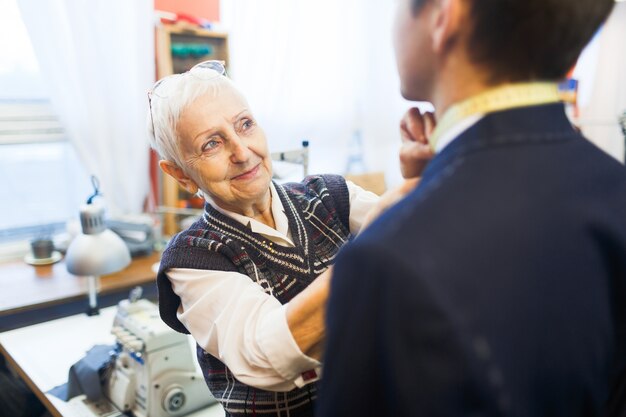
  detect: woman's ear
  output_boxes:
[159,160,199,195]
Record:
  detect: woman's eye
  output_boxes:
[202,139,220,152]
[242,119,254,130]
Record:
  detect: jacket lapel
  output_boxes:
[418,103,577,189]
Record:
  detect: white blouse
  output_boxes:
[167,180,379,392]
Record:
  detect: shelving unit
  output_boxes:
[155,24,229,80]
[154,24,230,235]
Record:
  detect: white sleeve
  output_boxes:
[346,180,380,234]
[167,267,321,391]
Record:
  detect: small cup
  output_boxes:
[31,238,54,260]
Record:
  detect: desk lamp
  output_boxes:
[65,177,131,316]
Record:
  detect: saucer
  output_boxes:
[24,251,62,266]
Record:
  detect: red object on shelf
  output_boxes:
[176,13,204,26]
[156,10,214,29]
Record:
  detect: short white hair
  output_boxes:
[146,68,241,168]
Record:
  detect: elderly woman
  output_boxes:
[147,61,380,417]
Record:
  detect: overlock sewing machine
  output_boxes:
[67,289,216,417]
[104,290,216,417]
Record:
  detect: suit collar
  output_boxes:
[428,82,561,150]
[420,103,576,185]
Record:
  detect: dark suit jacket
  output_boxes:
[317,104,626,417]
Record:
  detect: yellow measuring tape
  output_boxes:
[429,82,561,151]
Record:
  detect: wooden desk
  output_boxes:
[0,252,162,329]
[0,306,224,417]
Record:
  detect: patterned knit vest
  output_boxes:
[157,174,352,417]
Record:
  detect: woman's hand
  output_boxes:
[399,107,436,179]
[357,108,436,231]
[285,109,437,358]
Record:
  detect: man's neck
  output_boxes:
[426,78,561,151]
[430,64,496,119]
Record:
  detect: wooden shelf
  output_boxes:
[156,24,229,78]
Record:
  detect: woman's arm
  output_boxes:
[360,178,421,230]
[169,267,321,391]
[285,267,332,361]
[285,175,421,361]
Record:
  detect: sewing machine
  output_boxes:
[104,291,216,417]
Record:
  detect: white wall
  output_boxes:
[222,1,626,192]
[575,2,626,163]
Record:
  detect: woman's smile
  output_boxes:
[231,163,261,181]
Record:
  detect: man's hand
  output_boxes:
[399,108,436,179]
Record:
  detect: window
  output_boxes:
[0,0,91,246]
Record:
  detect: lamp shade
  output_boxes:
[65,203,131,276]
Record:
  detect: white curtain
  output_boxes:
[220,0,424,188]
[358,4,434,187]
[16,0,155,216]
[574,2,626,163]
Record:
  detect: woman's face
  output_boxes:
[175,87,273,212]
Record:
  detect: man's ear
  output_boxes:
[159,160,199,195]
[431,0,463,53]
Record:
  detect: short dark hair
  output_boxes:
[411,0,615,83]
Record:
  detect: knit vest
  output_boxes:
[157,174,351,417]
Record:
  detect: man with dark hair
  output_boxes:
[318,0,626,416]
